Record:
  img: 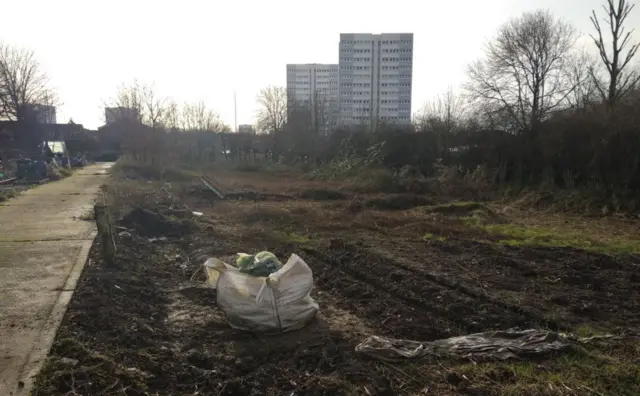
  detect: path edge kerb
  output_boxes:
[16,232,97,395]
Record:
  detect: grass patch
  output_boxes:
[423,232,447,242]
[280,231,314,245]
[480,222,640,254]
[458,344,640,396]
[574,324,608,338]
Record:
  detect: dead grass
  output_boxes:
[511,189,640,215]
[59,167,73,177]
[0,188,17,202]
[278,231,316,245]
[422,198,640,254]
[347,168,431,194]
[458,341,640,396]
[78,207,95,221]
[422,232,447,242]
[112,159,196,182]
[425,201,489,215]
[469,207,640,255]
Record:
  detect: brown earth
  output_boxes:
[33,165,640,396]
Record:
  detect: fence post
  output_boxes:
[94,204,117,267]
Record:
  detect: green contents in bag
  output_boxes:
[236,251,283,277]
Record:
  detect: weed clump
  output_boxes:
[426,201,488,215]
[423,233,447,242]
[112,160,194,182]
[349,168,431,194]
[0,188,16,202]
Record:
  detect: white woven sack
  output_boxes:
[204,254,319,333]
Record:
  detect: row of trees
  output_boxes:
[461,3,639,132]
[0,41,56,121]
[410,0,640,192]
[255,0,638,139]
[249,0,640,196]
[109,81,231,133]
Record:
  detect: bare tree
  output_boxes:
[312,90,333,136]
[0,42,56,121]
[256,86,287,134]
[165,100,181,131]
[590,0,640,108]
[141,83,167,130]
[111,80,169,129]
[466,10,577,134]
[111,81,144,123]
[287,91,331,136]
[416,87,467,158]
[287,100,312,132]
[417,87,467,134]
[181,101,230,132]
[565,51,601,111]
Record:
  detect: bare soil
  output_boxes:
[33,166,640,396]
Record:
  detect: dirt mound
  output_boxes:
[185,184,223,200]
[119,208,195,237]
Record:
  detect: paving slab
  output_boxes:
[0,163,112,395]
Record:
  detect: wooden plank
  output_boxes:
[200,176,225,199]
[94,204,117,267]
[0,178,16,185]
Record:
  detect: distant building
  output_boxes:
[0,121,87,160]
[105,107,140,125]
[24,104,57,124]
[286,63,339,134]
[238,124,255,134]
[339,33,413,128]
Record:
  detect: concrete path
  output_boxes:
[0,163,112,395]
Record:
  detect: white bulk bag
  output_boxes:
[204,254,319,333]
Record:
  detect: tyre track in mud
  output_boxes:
[373,237,640,330]
[305,252,454,340]
[303,243,535,339]
[364,244,567,331]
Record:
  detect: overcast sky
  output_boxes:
[1,0,638,129]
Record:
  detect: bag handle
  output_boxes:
[256,279,269,305]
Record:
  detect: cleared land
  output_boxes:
[34,163,640,396]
